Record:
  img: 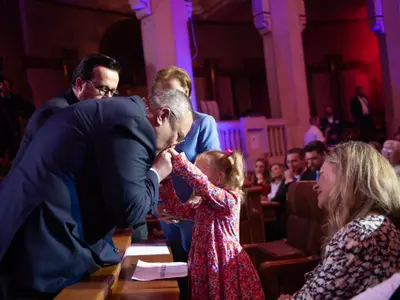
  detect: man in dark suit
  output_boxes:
[350,86,374,142]
[272,148,317,238]
[0,89,194,299]
[12,53,121,168]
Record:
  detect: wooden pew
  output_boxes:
[111,242,180,300]
[55,229,132,300]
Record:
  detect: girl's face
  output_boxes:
[196,158,224,186]
[254,161,265,175]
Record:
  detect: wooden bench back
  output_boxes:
[240,186,265,244]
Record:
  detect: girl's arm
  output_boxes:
[172,153,240,213]
[158,177,195,220]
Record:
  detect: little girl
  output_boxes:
[158,149,265,300]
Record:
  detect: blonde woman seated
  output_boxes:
[279,141,400,300]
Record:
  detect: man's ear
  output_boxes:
[156,107,172,126]
[75,77,85,91]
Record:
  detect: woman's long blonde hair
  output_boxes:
[323,141,400,246]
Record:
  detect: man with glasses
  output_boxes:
[12,53,120,168]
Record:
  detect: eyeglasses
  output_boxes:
[86,80,119,97]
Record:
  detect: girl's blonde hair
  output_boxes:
[323,141,400,248]
[196,150,246,200]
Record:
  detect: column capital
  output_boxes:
[367,0,385,35]
[130,0,152,20]
[252,0,272,35]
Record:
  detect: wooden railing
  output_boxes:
[217,117,287,167]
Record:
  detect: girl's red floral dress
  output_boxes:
[159,153,265,300]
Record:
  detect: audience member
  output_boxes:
[268,163,285,200]
[0,90,194,299]
[272,148,316,238]
[320,105,342,146]
[153,66,220,298]
[251,158,271,196]
[12,53,121,169]
[382,140,400,176]
[304,116,325,145]
[304,140,328,177]
[350,86,374,142]
[279,141,400,300]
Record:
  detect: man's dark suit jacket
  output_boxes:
[0,96,159,299]
[350,96,372,121]
[12,88,79,168]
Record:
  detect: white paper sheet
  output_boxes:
[124,244,170,257]
[131,260,188,281]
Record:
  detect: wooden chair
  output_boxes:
[240,186,265,247]
[260,255,320,299]
[244,181,324,268]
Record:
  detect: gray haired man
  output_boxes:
[0,90,193,298]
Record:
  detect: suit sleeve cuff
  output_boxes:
[150,168,160,183]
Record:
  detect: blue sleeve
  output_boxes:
[197,115,221,152]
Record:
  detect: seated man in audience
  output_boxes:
[0,90,194,299]
[381,139,400,176]
[304,116,325,145]
[272,148,316,238]
[153,66,220,298]
[304,140,328,177]
[12,53,121,168]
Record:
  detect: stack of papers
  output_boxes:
[124,244,170,257]
[132,260,188,281]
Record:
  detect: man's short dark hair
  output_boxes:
[70,54,121,86]
[304,140,328,155]
[287,148,305,159]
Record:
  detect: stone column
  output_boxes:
[130,0,197,111]
[252,0,310,148]
[367,0,400,137]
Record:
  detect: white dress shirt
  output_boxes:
[304,125,325,145]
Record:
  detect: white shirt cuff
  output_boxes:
[150,168,160,183]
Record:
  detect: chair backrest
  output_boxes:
[286,181,325,256]
[240,186,265,244]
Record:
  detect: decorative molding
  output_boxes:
[367,0,385,35]
[130,0,151,20]
[252,0,271,35]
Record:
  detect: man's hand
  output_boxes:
[152,151,173,182]
[284,169,295,184]
[155,204,179,224]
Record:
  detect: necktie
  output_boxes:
[316,171,320,180]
